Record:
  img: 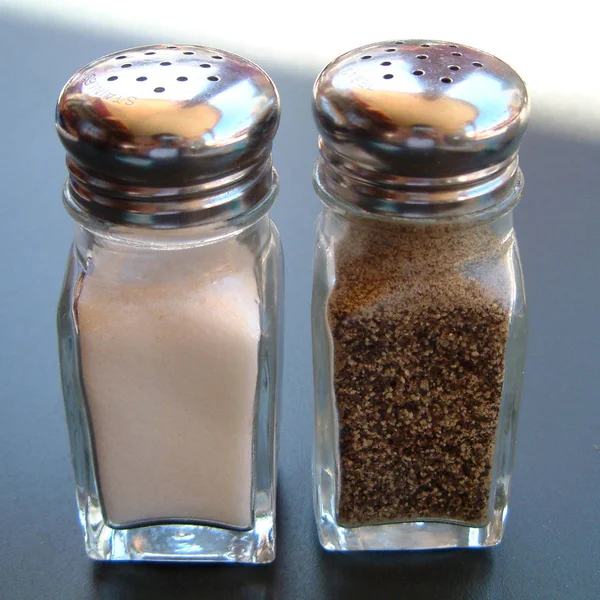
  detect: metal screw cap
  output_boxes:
[313,41,529,217]
[56,44,280,228]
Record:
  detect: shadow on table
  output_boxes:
[92,561,275,600]
[316,547,493,600]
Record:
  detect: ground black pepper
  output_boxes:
[328,218,511,526]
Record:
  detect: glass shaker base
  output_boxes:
[79,497,275,563]
[315,504,506,552]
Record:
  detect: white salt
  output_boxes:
[77,236,260,529]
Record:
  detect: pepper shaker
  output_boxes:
[311,41,529,550]
[56,45,283,563]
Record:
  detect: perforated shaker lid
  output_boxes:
[56,44,280,228]
[313,40,530,217]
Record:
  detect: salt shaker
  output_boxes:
[56,45,282,563]
[311,41,529,550]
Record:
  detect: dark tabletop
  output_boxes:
[1,13,599,600]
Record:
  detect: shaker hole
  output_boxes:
[212,55,223,59]
[154,86,166,93]
[200,63,211,68]
[449,65,460,70]
[160,61,172,66]
[207,75,220,81]
[115,55,127,60]
[166,46,177,49]
[380,61,391,66]
[385,48,396,52]
[361,55,372,60]
[177,76,188,81]
[440,76,453,83]
[121,63,132,68]
[136,76,148,81]
[420,43,431,47]
[412,69,424,76]
[473,61,483,67]
[395,41,405,44]
[452,52,462,56]
[183,51,194,55]
[449,44,458,48]
[383,73,394,79]
[107,76,118,81]
[145,51,156,55]
[417,54,428,59]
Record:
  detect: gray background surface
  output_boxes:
[1,12,599,600]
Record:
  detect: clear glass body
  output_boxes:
[312,197,526,551]
[58,199,283,563]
